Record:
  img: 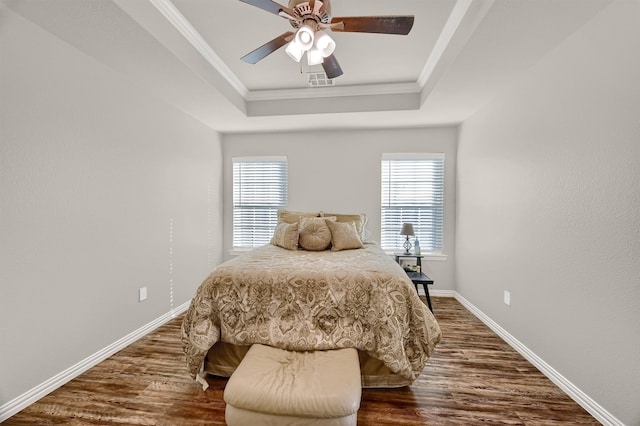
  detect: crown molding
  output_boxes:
[418,0,473,88]
[149,0,249,98]
[149,0,491,116]
[246,81,420,101]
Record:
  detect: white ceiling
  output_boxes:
[3,0,613,133]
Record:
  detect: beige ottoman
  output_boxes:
[224,344,362,426]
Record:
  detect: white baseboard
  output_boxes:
[2,294,624,426]
[428,288,456,298]
[0,301,191,423]
[452,292,624,426]
[417,287,456,299]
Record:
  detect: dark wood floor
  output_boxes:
[4,297,599,425]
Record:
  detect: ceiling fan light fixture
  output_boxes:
[307,47,324,65]
[285,40,304,62]
[314,30,335,57]
[294,24,315,51]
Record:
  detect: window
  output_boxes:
[381,153,444,252]
[233,156,288,248]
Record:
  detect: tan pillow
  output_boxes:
[298,217,334,251]
[278,209,320,224]
[326,220,364,251]
[270,222,299,250]
[320,212,368,239]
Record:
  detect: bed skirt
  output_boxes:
[204,341,415,388]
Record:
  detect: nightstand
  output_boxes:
[394,253,434,312]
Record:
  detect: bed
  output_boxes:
[181,211,442,388]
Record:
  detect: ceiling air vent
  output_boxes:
[308,72,334,87]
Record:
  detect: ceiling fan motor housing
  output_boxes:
[287,1,330,29]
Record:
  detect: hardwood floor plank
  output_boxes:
[4,297,600,425]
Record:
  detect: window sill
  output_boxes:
[385,251,448,262]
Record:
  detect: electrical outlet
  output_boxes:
[139,287,147,302]
[503,290,511,306]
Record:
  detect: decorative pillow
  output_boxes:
[270,222,299,250]
[320,212,368,240]
[277,209,320,224]
[298,217,334,251]
[326,220,364,251]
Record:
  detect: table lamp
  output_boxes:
[400,223,414,254]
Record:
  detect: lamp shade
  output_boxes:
[400,223,415,236]
[307,47,324,65]
[294,25,315,51]
[285,40,304,62]
[314,30,336,58]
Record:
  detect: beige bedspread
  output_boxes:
[181,243,441,384]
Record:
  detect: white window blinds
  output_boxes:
[381,153,445,252]
[233,156,288,248]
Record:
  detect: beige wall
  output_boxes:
[456,1,640,424]
[222,126,458,291]
[0,7,223,408]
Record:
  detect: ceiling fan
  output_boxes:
[238,0,414,79]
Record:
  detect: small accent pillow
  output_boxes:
[270,222,299,250]
[326,220,364,251]
[320,212,368,241]
[298,217,334,251]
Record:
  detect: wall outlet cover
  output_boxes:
[139,287,148,302]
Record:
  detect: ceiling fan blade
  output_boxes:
[241,32,295,64]
[330,16,414,35]
[238,0,297,20]
[322,54,343,79]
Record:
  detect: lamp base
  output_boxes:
[403,236,412,254]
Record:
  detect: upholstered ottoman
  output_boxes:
[224,344,362,426]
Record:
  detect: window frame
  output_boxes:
[381,153,445,254]
[232,156,288,249]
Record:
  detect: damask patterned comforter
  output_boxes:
[181,243,441,384]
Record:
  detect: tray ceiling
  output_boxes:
[2,0,614,132]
